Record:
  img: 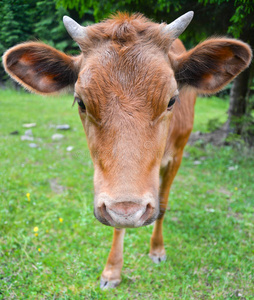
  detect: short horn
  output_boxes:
[63,16,86,41]
[164,11,194,39]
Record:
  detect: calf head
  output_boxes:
[3,12,252,228]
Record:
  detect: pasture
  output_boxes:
[0,89,253,299]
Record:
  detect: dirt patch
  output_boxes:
[188,128,228,146]
[49,178,66,194]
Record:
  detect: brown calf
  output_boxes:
[3,12,252,288]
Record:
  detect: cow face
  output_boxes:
[3,12,252,228]
[75,30,178,227]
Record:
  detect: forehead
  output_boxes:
[77,44,176,98]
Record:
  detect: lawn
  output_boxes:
[0,89,253,299]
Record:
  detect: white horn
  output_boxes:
[164,11,194,39]
[63,16,86,40]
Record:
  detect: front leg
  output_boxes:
[149,217,166,263]
[149,152,183,263]
[100,228,125,289]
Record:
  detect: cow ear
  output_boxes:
[3,42,79,94]
[174,38,252,94]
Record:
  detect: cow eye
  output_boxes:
[75,96,86,111]
[167,95,178,111]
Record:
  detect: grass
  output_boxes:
[193,96,228,132]
[0,89,253,299]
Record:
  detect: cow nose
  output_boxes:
[110,202,143,216]
[99,201,155,228]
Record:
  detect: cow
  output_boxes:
[3,11,252,289]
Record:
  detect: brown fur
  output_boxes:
[3,12,252,288]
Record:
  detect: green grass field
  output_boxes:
[0,89,253,299]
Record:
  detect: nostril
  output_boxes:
[101,203,106,216]
[140,203,154,224]
[100,203,113,224]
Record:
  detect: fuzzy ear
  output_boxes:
[174,38,252,94]
[3,42,79,94]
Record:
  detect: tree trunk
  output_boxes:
[225,67,251,135]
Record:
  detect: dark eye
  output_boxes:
[167,95,178,111]
[75,96,86,112]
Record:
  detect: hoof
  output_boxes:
[100,276,121,289]
[149,253,166,264]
